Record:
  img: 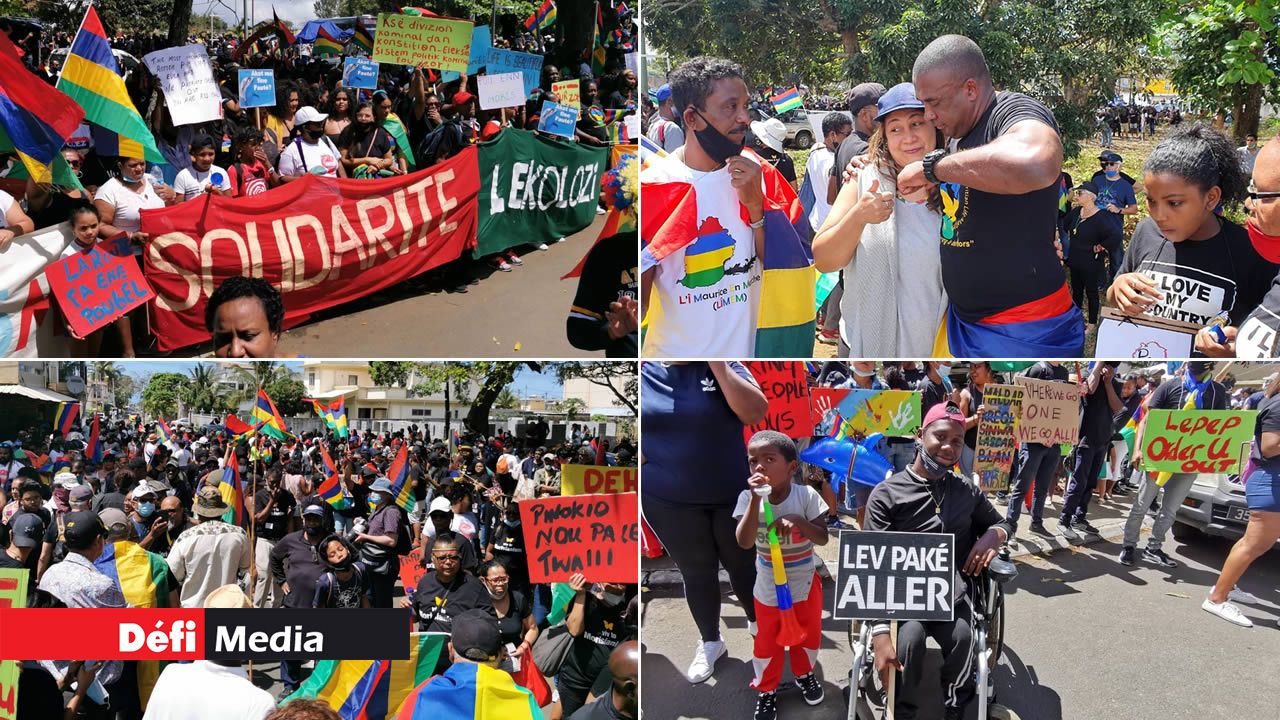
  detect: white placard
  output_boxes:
[625,52,638,76]
[478,71,527,111]
[1095,312,1196,360]
[143,45,223,126]
[624,114,640,141]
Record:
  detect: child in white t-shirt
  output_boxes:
[733,430,829,719]
[173,135,232,201]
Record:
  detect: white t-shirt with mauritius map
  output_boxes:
[733,482,828,607]
[642,151,762,357]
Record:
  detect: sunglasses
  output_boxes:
[432,553,461,561]
[1102,161,1120,167]
[1248,180,1280,202]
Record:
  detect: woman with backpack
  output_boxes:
[353,476,409,608]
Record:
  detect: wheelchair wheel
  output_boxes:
[987,583,1006,673]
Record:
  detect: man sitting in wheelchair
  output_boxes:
[863,402,1014,720]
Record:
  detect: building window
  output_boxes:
[410,409,433,417]
[348,375,359,386]
[308,372,316,386]
[357,408,371,419]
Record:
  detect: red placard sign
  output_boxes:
[743,361,814,444]
[520,492,637,584]
[44,240,155,337]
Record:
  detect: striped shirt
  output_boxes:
[733,483,827,606]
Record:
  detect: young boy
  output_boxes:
[173,135,232,201]
[733,430,829,720]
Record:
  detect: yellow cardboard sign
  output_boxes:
[552,79,581,110]
[560,464,636,496]
[371,13,474,72]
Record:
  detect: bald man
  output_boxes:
[1200,135,1280,357]
[568,640,639,720]
[897,34,1083,358]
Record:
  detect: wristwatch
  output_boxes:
[922,148,948,184]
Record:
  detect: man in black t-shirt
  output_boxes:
[1120,362,1228,568]
[1060,362,1124,540]
[0,511,42,607]
[567,231,638,357]
[568,640,638,720]
[411,533,495,673]
[251,471,295,608]
[827,82,885,204]
[904,34,1083,357]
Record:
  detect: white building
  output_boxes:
[300,361,477,435]
[562,376,634,416]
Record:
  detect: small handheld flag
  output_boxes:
[771,87,802,114]
[523,0,556,31]
[759,491,807,647]
[252,388,291,440]
[317,444,353,510]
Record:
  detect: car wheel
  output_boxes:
[1171,520,1199,541]
[793,130,813,148]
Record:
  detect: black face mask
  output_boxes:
[302,126,324,141]
[916,442,950,477]
[691,109,744,165]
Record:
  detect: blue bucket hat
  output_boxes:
[874,82,925,122]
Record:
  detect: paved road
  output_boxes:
[641,495,1280,720]
[277,214,609,358]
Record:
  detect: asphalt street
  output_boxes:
[640,494,1280,720]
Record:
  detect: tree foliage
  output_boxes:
[264,378,308,417]
[181,363,229,414]
[142,373,187,419]
[495,388,520,410]
[553,362,637,415]
[560,397,587,420]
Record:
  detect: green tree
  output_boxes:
[495,387,520,410]
[554,362,636,415]
[398,362,538,434]
[142,373,188,419]
[181,363,225,414]
[264,378,308,417]
[369,361,413,387]
[561,397,587,421]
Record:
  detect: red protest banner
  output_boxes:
[743,361,814,444]
[520,492,637,584]
[44,241,156,337]
[398,547,425,593]
[140,146,480,351]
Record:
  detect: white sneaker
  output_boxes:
[748,621,758,637]
[1202,597,1253,628]
[686,638,726,683]
[537,242,549,251]
[596,206,606,215]
[1229,586,1259,604]
[555,236,566,243]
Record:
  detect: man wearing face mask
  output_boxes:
[1207,135,1280,357]
[640,56,816,358]
[127,481,169,553]
[277,106,346,181]
[270,503,329,693]
[485,502,528,596]
[353,477,410,608]
[1090,151,1138,288]
[865,404,1011,720]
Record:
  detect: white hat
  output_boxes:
[750,117,787,153]
[294,105,329,125]
[130,481,161,499]
[429,496,452,515]
[53,471,81,488]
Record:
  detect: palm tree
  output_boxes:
[183,363,223,414]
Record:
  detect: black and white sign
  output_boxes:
[833,531,955,622]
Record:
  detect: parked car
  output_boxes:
[1174,471,1280,548]
[777,107,814,149]
[50,47,140,81]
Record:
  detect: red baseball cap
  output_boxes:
[453,91,475,106]
[923,402,966,429]
[481,121,502,140]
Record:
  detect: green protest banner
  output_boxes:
[372,13,473,72]
[0,568,29,720]
[477,129,607,258]
[1141,409,1257,474]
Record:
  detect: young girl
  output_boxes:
[733,430,829,720]
[1109,126,1277,344]
[57,205,110,357]
[312,535,371,608]
[226,128,280,197]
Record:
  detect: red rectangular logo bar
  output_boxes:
[0,608,411,661]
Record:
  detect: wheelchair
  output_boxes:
[844,547,1018,720]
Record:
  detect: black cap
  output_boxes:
[1187,361,1215,375]
[62,510,105,550]
[1098,150,1122,163]
[450,609,502,662]
[848,82,887,115]
[1074,180,1099,195]
[9,512,44,548]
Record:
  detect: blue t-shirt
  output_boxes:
[640,361,756,506]
[1093,176,1137,233]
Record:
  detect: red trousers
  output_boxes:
[750,572,824,692]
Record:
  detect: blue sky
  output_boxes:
[113,361,563,400]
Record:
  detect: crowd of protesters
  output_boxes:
[0,408,638,719]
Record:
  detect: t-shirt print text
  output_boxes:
[1141,261,1235,325]
[938,182,972,248]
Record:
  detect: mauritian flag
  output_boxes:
[395,661,541,719]
[93,540,171,706]
[155,417,175,445]
[283,633,446,719]
[56,6,163,163]
[759,496,807,647]
[53,402,79,436]
[307,397,350,438]
[0,30,84,184]
[381,443,415,513]
[314,26,343,57]
[225,413,266,444]
[316,444,352,510]
[640,147,815,356]
[523,0,556,31]
[85,413,102,464]
[252,388,291,441]
[218,453,248,527]
[351,26,374,55]
[771,86,802,114]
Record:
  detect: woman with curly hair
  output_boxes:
[205,275,284,358]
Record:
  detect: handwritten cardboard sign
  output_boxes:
[342,57,379,90]
[1015,377,1080,446]
[521,492,637,584]
[1095,308,1197,359]
[237,69,276,109]
[478,71,527,110]
[398,547,425,593]
[552,79,580,109]
[742,362,814,444]
[45,242,156,338]
[372,13,473,72]
[143,45,223,126]
[973,384,1024,491]
[834,531,955,622]
[1142,410,1256,474]
[833,389,922,438]
[560,464,636,496]
[537,100,579,138]
[486,48,543,95]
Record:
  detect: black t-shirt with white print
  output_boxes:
[939,92,1067,320]
[1118,216,1277,326]
[1236,273,1280,358]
